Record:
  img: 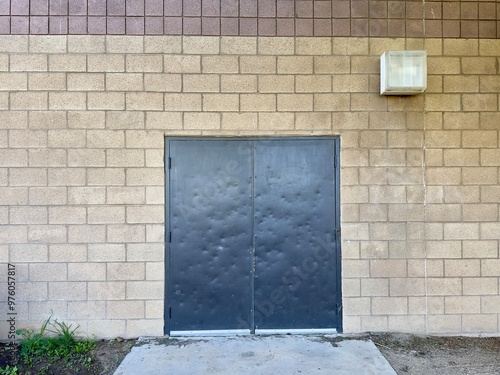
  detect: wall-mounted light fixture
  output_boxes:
[380,50,427,95]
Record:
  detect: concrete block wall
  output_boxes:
[0,35,499,338]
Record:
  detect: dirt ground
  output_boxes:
[2,333,500,374]
[370,333,500,375]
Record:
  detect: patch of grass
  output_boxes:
[16,314,96,371]
[0,365,18,375]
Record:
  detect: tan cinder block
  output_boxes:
[9,244,48,262]
[463,167,497,185]
[29,36,66,53]
[463,240,498,259]
[370,149,406,166]
[372,297,407,315]
[314,56,350,74]
[49,206,86,224]
[67,35,105,53]
[220,37,256,55]
[0,54,7,71]
[68,187,106,205]
[67,73,105,91]
[183,74,220,92]
[184,112,221,129]
[107,263,145,281]
[146,300,164,318]
[182,36,219,54]
[107,186,145,204]
[424,94,461,112]
[88,244,125,262]
[29,187,67,206]
[332,38,367,55]
[425,204,461,222]
[222,113,257,130]
[427,57,461,75]
[106,111,144,129]
[296,75,331,93]
[144,73,181,92]
[88,282,125,300]
[126,281,163,299]
[108,224,146,243]
[462,57,497,74]
[314,93,350,111]
[342,186,369,204]
[48,129,86,148]
[49,92,87,110]
[107,301,145,319]
[480,76,500,93]
[388,315,426,333]
[9,168,47,186]
[68,263,106,281]
[258,37,294,55]
[221,75,256,93]
[146,224,164,243]
[260,75,295,93]
[126,92,163,111]
[443,149,479,166]
[463,204,498,222]
[126,206,164,224]
[68,111,105,129]
[444,260,480,277]
[351,56,378,74]
[427,278,462,296]
[240,56,276,74]
[444,186,480,203]
[0,35,28,52]
[126,55,163,72]
[444,39,478,56]
[343,279,361,297]
[164,94,202,112]
[68,224,106,243]
[462,314,498,333]
[480,223,500,240]
[479,40,500,56]
[29,149,66,167]
[445,296,480,314]
[482,296,500,313]
[49,282,87,300]
[86,130,124,149]
[16,282,47,301]
[462,130,498,148]
[164,55,201,73]
[202,56,238,73]
[360,316,388,332]
[463,278,498,296]
[387,131,422,148]
[462,94,498,112]
[146,186,165,204]
[426,167,461,185]
[370,259,407,278]
[388,204,424,221]
[427,240,462,259]
[88,320,126,339]
[125,130,163,149]
[68,301,106,320]
[342,297,371,315]
[87,92,124,110]
[11,92,48,110]
[9,130,47,148]
[126,319,164,338]
[444,223,480,240]
[359,204,387,222]
[277,94,313,111]
[11,205,46,224]
[203,94,239,112]
[10,54,47,71]
[146,112,182,130]
[127,243,164,261]
[332,75,369,92]
[258,113,294,130]
[369,186,406,204]
[88,206,125,224]
[88,54,125,72]
[443,112,480,129]
[106,36,143,54]
[29,111,66,130]
[360,279,388,296]
[295,37,331,55]
[28,73,66,91]
[481,149,500,166]
[49,54,86,72]
[351,94,387,112]
[443,76,479,93]
[68,149,106,167]
[277,56,313,74]
[427,314,461,333]
[0,73,27,90]
[240,94,275,111]
[295,112,331,130]
[0,111,28,129]
[87,168,125,186]
[49,244,87,262]
[144,36,181,53]
[146,262,164,280]
[426,130,461,148]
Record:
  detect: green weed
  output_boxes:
[0,365,18,375]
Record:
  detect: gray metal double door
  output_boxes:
[165,138,341,335]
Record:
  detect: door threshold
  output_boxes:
[255,328,337,335]
[170,329,251,337]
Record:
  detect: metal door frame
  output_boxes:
[164,137,342,335]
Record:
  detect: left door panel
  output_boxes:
[167,140,254,334]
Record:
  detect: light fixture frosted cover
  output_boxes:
[380,50,427,95]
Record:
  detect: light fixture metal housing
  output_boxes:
[380,50,427,95]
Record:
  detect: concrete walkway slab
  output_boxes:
[114,335,397,375]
